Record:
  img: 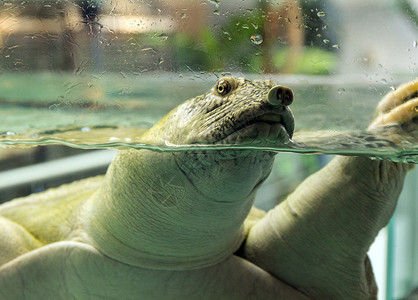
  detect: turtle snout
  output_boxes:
[267,85,293,107]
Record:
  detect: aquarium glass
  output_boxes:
[0,0,417,298]
[0,0,417,162]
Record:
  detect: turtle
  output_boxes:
[0,77,417,299]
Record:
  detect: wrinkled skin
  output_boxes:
[0,77,417,299]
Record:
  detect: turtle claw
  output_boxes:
[368,79,418,131]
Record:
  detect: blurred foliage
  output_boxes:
[272,47,337,75]
[172,10,265,73]
[170,0,338,74]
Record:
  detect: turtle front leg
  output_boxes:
[240,79,417,299]
[369,79,418,130]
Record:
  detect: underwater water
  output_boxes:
[0,72,417,163]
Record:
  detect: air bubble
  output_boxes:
[250,34,263,45]
[317,11,326,17]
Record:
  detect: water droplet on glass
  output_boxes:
[180,13,187,19]
[317,11,326,17]
[222,28,229,35]
[337,88,345,95]
[208,0,220,8]
[213,10,220,15]
[81,127,91,132]
[381,78,388,84]
[332,44,340,49]
[6,131,16,136]
[390,86,396,91]
[250,34,263,45]
[141,46,157,54]
[323,39,330,44]
[158,33,168,41]
[414,40,417,48]
[317,33,322,37]
[242,24,249,29]
[158,57,164,65]
[251,22,258,29]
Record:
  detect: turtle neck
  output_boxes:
[82,149,256,270]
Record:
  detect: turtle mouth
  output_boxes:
[217,108,294,145]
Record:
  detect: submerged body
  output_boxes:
[0,77,417,299]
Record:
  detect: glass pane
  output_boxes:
[0,1,417,298]
[0,0,416,163]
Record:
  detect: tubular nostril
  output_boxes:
[276,86,293,106]
[267,85,293,107]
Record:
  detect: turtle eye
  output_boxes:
[216,79,232,96]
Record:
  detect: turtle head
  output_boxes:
[143,76,294,147]
[140,77,295,202]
